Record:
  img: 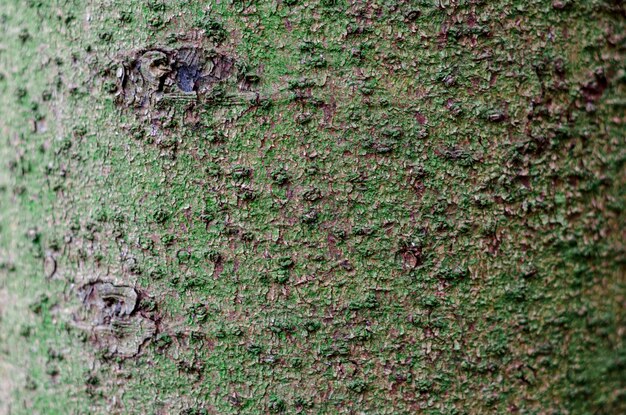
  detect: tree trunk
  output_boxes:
[0,0,624,414]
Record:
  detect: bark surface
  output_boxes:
[0,0,625,414]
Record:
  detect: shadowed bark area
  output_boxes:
[0,0,624,414]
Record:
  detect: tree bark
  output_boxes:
[0,0,624,414]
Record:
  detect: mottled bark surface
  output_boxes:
[0,0,624,414]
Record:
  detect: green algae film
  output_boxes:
[0,0,624,414]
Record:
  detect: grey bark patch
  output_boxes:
[74,282,155,358]
[91,317,156,357]
[139,51,171,85]
[43,254,56,279]
[78,282,138,319]
[114,46,236,109]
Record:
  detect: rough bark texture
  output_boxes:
[0,0,625,414]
